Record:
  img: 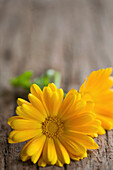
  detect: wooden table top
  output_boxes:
[0,0,113,169]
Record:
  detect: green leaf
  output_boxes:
[10,69,61,90]
[10,71,33,89]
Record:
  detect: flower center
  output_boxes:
[42,116,64,138]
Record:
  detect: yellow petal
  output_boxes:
[50,89,64,116]
[56,160,63,167]
[97,126,106,135]
[26,135,46,156]
[67,125,98,134]
[69,151,87,161]
[28,93,47,116]
[10,119,41,130]
[73,100,86,114]
[9,129,42,143]
[98,76,113,92]
[79,68,113,133]
[7,116,23,126]
[31,146,44,164]
[38,156,47,167]
[95,104,113,118]
[54,139,70,164]
[43,137,57,164]
[69,125,99,134]
[90,133,98,138]
[8,130,17,143]
[20,154,30,162]
[43,138,57,165]
[16,106,38,120]
[62,100,86,121]
[63,132,98,149]
[30,84,49,114]
[56,88,64,113]
[96,114,113,130]
[20,139,33,161]
[21,104,46,121]
[65,89,78,99]
[80,68,113,99]
[43,86,52,115]
[50,92,59,116]
[97,90,113,102]
[8,138,16,143]
[48,83,57,91]
[60,136,86,156]
[17,98,30,106]
[85,68,112,91]
[57,88,64,102]
[16,105,45,122]
[65,113,95,127]
[58,93,76,119]
[80,101,95,113]
[30,84,42,101]
[79,76,87,93]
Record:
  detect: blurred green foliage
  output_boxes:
[10,69,61,90]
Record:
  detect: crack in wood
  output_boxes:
[89,153,92,168]
[4,133,9,170]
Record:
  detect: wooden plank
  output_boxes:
[1,0,113,91]
[0,92,37,170]
[0,0,113,169]
[66,131,113,170]
[1,91,113,170]
[0,130,6,170]
[0,92,64,170]
[39,166,65,170]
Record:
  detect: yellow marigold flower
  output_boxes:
[79,68,113,134]
[8,83,99,167]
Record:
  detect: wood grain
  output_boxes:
[0,0,113,169]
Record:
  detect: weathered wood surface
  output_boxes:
[0,0,113,169]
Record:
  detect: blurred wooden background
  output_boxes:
[0,0,113,169]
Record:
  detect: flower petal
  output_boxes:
[62,100,86,121]
[96,114,113,130]
[16,104,45,122]
[43,86,52,115]
[56,160,63,167]
[48,83,57,91]
[7,116,23,126]
[38,156,47,167]
[97,126,106,135]
[43,137,57,164]
[58,93,76,119]
[28,93,47,116]
[17,98,30,106]
[9,129,42,143]
[30,84,42,101]
[50,91,63,116]
[79,68,113,132]
[21,104,46,121]
[63,132,98,149]
[69,151,87,161]
[95,103,113,118]
[68,124,99,134]
[10,119,41,130]
[26,135,46,156]
[20,139,33,161]
[65,112,95,127]
[31,146,44,164]
[60,135,86,156]
[54,139,70,164]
